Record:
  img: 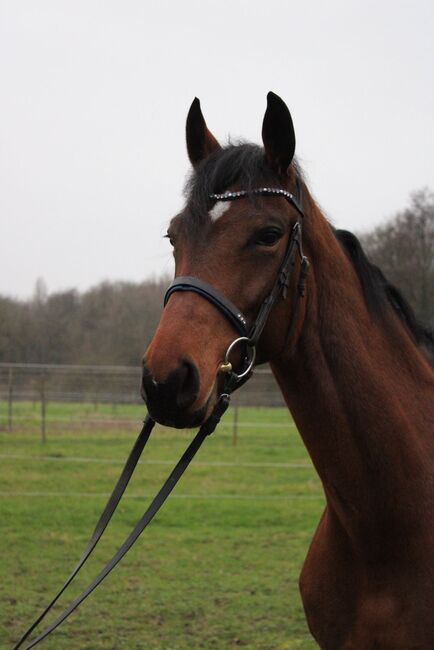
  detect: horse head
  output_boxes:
[142,93,308,427]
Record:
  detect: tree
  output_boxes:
[361,188,434,327]
[0,277,169,365]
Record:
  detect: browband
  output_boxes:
[209,185,304,219]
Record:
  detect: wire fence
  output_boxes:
[0,363,286,441]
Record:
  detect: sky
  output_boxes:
[1,0,433,299]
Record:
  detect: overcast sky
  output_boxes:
[1,0,433,299]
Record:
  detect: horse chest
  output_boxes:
[298,509,434,649]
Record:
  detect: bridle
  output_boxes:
[164,183,310,389]
[14,184,309,648]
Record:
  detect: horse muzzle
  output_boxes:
[141,359,211,428]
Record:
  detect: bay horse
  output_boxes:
[141,92,434,649]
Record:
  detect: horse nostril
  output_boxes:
[141,365,154,402]
[175,360,200,411]
[141,360,200,414]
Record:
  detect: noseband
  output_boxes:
[164,184,310,387]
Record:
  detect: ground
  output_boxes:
[0,404,322,649]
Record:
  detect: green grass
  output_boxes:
[0,405,323,649]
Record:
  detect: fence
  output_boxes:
[0,363,285,441]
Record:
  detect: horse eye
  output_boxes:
[254,228,283,247]
[164,233,175,247]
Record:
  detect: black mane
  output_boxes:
[335,229,434,362]
[184,142,434,362]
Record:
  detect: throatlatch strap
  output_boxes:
[15,396,230,649]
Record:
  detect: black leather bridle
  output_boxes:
[14,184,309,648]
[165,184,310,389]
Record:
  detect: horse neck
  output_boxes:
[271,199,434,548]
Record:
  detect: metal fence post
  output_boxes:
[40,372,46,443]
[8,367,13,432]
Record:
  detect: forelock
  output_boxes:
[183,142,279,226]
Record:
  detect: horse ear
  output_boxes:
[262,92,296,176]
[186,98,221,167]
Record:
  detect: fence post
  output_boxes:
[232,400,239,447]
[8,367,13,432]
[40,372,46,443]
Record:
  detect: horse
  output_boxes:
[141,92,434,649]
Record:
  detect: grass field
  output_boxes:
[0,404,324,649]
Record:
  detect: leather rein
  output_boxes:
[14,184,309,649]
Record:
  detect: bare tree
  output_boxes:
[0,277,168,365]
[361,188,434,326]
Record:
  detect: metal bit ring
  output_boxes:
[222,336,256,380]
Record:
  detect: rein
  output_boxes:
[14,185,309,648]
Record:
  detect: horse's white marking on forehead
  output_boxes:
[209,201,232,222]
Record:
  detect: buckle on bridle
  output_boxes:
[278,268,290,299]
[298,256,310,297]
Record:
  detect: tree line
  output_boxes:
[0,277,168,366]
[1,189,432,366]
[359,188,433,327]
